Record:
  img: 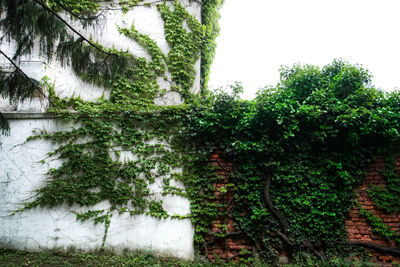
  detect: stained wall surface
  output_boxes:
[0,0,201,259]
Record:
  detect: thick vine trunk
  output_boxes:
[347,242,400,256]
[263,174,326,261]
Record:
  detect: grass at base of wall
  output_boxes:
[0,248,388,267]
[0,249,215,267]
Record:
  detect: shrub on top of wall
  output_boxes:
[187,59,400,263]
[1,0,399,264]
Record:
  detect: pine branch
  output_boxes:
[0,112,10,135]
[0,49,49,101]
[1,0,69,60]
[31,0,120,57]
[0,29,11,41]
[0,47,49,135]
[13,29,34,60]
[57,38,137,88]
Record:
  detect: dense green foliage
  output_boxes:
[46,0,101,14]
[0,248,214,267]
[158,2,202,97]
[368,153,400,213]
[1,0,223,252]
[200,0,224,92]
[0,248,378,267]
[187,59,400,262]
[357,204,400,243]
[0,0,223,131]
[2,0,400,264]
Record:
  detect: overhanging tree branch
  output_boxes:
[31,0,120,57]
[13,29,34,60]
[0,49,49,102]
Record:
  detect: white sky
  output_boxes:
[208,0,400,100]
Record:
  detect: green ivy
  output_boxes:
[358,204,400,244]
[8,0,400,264]
[368,153,400,213]
[186,59,400,263]
[4,0,222,251]
[46,0,101,15]
[158,2,202,98]
[200,0,224,93]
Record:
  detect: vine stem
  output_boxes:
[264,174,289,235]
[105,0,176,10]
[346,241,400,256]
[263,173,327,261]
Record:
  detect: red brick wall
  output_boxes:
[207,151,400,264]
[206,149,253,262]
[345,154,400,265]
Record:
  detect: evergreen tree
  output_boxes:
[0,0,132,133]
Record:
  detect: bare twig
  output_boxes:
[277,231,294,246]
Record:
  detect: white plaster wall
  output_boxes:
[0,0,201,109]
[0,0,202,259]
[0,118,194,258]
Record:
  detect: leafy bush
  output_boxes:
[187,59,400,262]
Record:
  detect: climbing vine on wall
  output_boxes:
[3,0,399,264]
[200,0,224,93]
[0,0,222,130]
[187,59,400,263]
[368,153,400,214]
[1,0,223,250]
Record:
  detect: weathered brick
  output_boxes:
[345,154,400,265]
[360,236,372,242]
